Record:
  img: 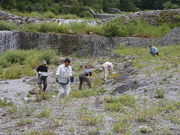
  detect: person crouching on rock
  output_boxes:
[79,71,92,90]
[36,61,48,92]
[56,58,72,99]
[147,45,159,56]
[102,62,113,82]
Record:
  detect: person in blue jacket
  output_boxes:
[82,66,88,72]
[147,45,159,56]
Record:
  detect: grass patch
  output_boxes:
[79,108,104,126]
[0,17,176,38]
[0,98,14,107]
[69,89,96,98]
[40,92,52,100]
[114,45,180,72]
[103,18,171,38]
[105,94,135,112]
[17,118,32,126]
[155,88,165,98]
[105,102,125,112]
[5,64,22,79]
[37,107,51,118]
[113,122,130,133]
[0,49,57,80]
[0,21,17,31]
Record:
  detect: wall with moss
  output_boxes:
[0,27,180,56]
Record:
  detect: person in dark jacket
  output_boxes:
[79,71,92,90]
[37,61,48,92]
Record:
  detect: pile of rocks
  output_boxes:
[0,11,99,25]
[118,9,180,26]
[1,9,180,26]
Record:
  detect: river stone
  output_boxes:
[85,64,94,69]
[23,97,35,102]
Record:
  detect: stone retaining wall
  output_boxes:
[0,27,179,56]
[1,9,180,25]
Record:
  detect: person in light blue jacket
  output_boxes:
[147,45,159,56]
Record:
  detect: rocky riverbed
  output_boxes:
[0,54,180,135]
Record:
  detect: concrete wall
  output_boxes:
[0,27,180,56]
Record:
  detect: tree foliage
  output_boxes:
[0,0,179,16]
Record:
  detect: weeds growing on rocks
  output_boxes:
[17,118,32,126]
[37,106,51,118]
[104,94,135,112]
[69,89,96,98]
[0,98,14,107]
[155,88,165,98]
[79,107,104,126]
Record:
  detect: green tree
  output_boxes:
[0,0,16,9]
[119,0,137,11]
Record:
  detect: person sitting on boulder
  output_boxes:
[102,62,113,82]
[37,61,48,92]
[79,71,92,90]
[147,45,159,56]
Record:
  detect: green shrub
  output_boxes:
[103,20,120,37]
[24,52,41,68]
[144,88,148,93]
[43,11,56,18]
[22,65,36,76]
[119,94,136,106]
[0,57,9,68]
[79,109,104,126]
[79,10,93,18]
[37,107,51,118]
[139,126,150,133]
[113,122,129,133]
[0,49,57,79]
[105,102,124,112]
[5,64,22,79]
[0,21,17,31]
[0,66,3,75]
[0,98,14,107]
[58,23,70,34]
[5,50,26,65]
[105,94,135,106]
[39,22,59,33]
[26,12,42,17]
[103,18,171,38]
[105,96,119,103]
[17,118,32,126]
[70,89,96,98]
[38,49,57,64]
[59,14,78,19]
[155,89,165,98]
[19,23,40,32]
[40,92,52,100]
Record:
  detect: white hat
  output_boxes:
[42,60,47,64]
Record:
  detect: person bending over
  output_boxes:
[79,71,92,90]
[102,62,113,81]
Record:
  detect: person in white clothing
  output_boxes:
[56,58,72,99]
[102,62,113,81]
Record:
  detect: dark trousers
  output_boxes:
[38,77,47,91]
[79,76,91,90]
[150,52,159,56]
